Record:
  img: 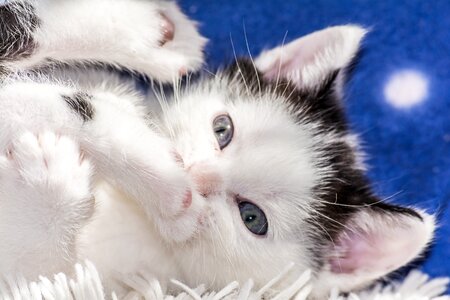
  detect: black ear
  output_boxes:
[316,199,434,293]
[225,26,366,132]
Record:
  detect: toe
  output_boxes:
[14,132,43,165]
[13,132,46,182]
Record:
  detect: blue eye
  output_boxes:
[238,201,268,236]
[213,114,233,150]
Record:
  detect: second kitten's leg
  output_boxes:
[0,0,206,81]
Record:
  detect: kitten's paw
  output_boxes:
[149,151,204,242]
[155,164,194,218]
[122,1,207,81]
[0,132,93,277]
[3,131,94,227]
[155,201,203,243]
[157,181,205,242]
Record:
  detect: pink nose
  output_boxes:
[188,163,222,197]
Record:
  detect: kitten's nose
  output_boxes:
[188,163,222,198]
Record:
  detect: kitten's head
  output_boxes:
[161,25,434,296]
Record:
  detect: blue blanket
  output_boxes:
[180,0,450,285]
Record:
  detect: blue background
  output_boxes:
[179,0,450,286]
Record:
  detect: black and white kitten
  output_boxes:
[0,1,434,298]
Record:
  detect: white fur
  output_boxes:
[0,7,435,299]
[160,80,324,290]
[4,0,207,82]
[0,131,93,279]
[0,0,206,292]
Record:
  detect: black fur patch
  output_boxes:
[223,58,424,267]
[0,2,39,60]
[372,202,423,221]
[63,92,94,121]
[307,142,424,271]
[309,136,423,249]
[223,58,348,132]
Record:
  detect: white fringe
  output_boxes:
[0,261,448,300]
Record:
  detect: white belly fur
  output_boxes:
[79,181,178,295]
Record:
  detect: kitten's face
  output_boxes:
[163,78,322,286]
[160,26,434,297]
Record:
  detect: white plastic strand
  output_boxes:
[0,261,447,300]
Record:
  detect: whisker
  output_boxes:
[314,190,404,208]
[242,21,262,97]
[312,208,356,235]
[202,67,218,79]
[275,30,289,89]
[312,221,341,271]
[230,33,252,96]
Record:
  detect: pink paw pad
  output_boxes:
[159,12,175,46]
[182,190,192,209]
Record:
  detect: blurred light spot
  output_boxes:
[384,70,428,108]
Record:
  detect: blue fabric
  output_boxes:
[180,0,450,284]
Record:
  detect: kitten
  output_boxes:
[0,1,434,299]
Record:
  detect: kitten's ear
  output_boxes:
[255,25,367,89]
[318,205,435,294]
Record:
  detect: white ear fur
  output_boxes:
[316,209,435,296]
[255,25,367,89]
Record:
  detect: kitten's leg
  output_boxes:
[0,79,200,242]
[0,131,93,279]
[0,0,206,81]
[77,91,201,242]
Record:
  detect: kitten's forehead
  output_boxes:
[219,58,348,132]
[225,97,320,196]
[166,62,337,206]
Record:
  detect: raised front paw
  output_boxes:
[150,155,205,243]
[0,131,94,232]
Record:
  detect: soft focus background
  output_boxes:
[179,0,450,285]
